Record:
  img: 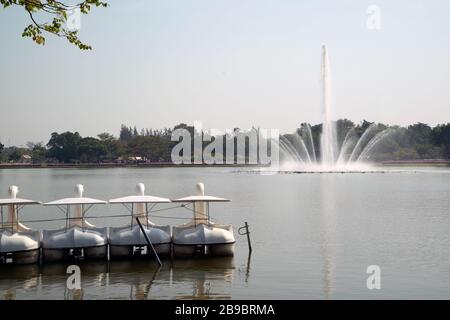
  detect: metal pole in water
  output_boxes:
[136,217,162,266]
[245,222,252,253]
[239,221,252,253]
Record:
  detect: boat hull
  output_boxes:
[208,242,235,256]
[0,248,40,265]
[172,223,235,257]
[42,226,108,262]
[109,224,171,259]
[42,248,65,262]
[109,243,171,259]
[172,244,197,257]
[0,230,41,264]
[172,242,235,257]
[42,245,108,262]
[84,245,108,260]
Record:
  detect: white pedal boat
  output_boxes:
[41,184,108,262]
[0,186,42,265]
[172,183,235,257]
[109,183,172,259]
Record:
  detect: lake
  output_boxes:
[1,167,450,299]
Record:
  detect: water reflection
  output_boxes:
[172,257,234,300]
[107,260,170,300]
[244,253,251,284]
[40,262,109,300]
[0,256,236,300]
[0,264,40,300]
[319,175,337,299]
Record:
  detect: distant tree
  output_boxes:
[0,141,4,161]
[432,123,450,158]
[8,147,21,162]
[174,123,189,130]
[3,119,450,165]
[27,141,47,163]
[1,0,108,50]
[414,144,443,159]
[393,148,420,160]
[335,119,355,149]
[126,133,174,162]
[309,123,322,158]
[97,132,114,141]
[78,137,106,162]
[408,123,432,145]
[355,120,374,137]
[97,132,118,160]
[294,123,317,159]
[119,125,133,141]
[47,131,82,163]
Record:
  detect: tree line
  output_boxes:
[1,120,450,164]
[302,120,450,161]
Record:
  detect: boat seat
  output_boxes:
[42,226,107,249]
[173,223,234,245]
[109,224,171,246]
[0,230,41,253]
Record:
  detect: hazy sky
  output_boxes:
[1,0,450,146]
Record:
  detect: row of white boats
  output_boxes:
[0,183,235,265]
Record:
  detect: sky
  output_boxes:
[1,0,450,146]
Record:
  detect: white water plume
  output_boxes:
[276,45,399,172]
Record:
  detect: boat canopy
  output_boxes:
[172,195,230,202]
[109,195,171,204]
[43,197,106,206]
[44,184,106,206]
[0,198,41,205]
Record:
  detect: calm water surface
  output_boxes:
[1,167,450,299]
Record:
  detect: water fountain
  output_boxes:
[278,45,397,172]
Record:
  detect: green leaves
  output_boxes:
[3,0,108,50]
[22,24,45,46]
[2,0,12,9]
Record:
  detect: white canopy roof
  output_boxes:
[109,195,171,204]
[172,195,230,202]
[0,198,42,205]
[43,197,107,206]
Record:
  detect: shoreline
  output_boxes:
[0,163,264,169]
[380,160,450,167]
[0,160,449,169]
